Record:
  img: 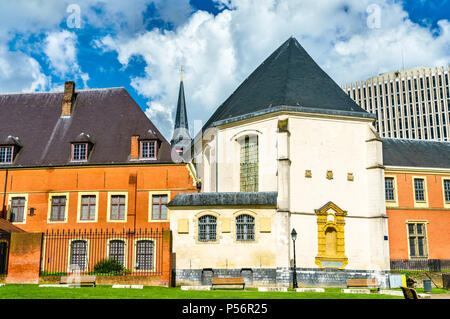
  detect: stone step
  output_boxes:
[258,287,288,292]
[181,286,211,291]
[341,289,371,294]
[295,288,325,293]
[112,284,143,289]
[379,290,403,296]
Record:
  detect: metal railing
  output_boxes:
[390,259,450,272]
[41,228,166,277]
[0,232,10,277]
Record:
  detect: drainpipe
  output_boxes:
[2,168,8,219]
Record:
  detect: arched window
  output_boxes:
[240,135,258,192]
[198,215,217,242]
[236,214,255,241]
[108,240,126,267]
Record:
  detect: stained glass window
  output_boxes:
[240,136,258,192]
[236,214,255,241]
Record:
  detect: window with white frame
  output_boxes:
[0,146,13,164]
[72,143,88,161]
[70,240,87,270]
[108,240,126,267]
[135,240,154,270]
[151,194,168,220]
[10,197,25,223]
[414,178,426,202]
[236,214,255,241]
[407,222,428,258]
[110,195,126,221]
[140,140,157,159]
[385,177,395,201]
[444,179,450,203]
[198,215,217,242]
[80,195,96,221]
[50,196,66,221]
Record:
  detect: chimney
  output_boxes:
[61,81,75,117]
[130,135,140,160]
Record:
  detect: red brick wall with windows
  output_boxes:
[0,164,196,233]
[385,170,450,260]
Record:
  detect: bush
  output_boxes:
[93,259,124,274]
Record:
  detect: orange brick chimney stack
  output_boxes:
[130,135,140,160]
[61,81,75,117]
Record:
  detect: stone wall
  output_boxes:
[174,267,389,288]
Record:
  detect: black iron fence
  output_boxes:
[0,232,10,277]
[391,259,450,272]
[41,228,166,277]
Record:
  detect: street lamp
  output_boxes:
[291,228,298,289]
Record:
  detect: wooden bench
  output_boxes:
[60,275,96,287]
[211,277,245,290]
[401,286,423,299]
[347,278,380,290]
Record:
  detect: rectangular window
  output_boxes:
[0,146,13,163]
[50,196,66,221]
[408,222,428,258]
[414,178,426,202]
[385,177,395,201]
[240,136,259,192]
[72,143,88,161]
[141,141,157,159]
[135,240,154,270]
[80,195,96,221]
[110,195,126,221]
[444,180,450,203]
[152,195,168,220]
[70,240,87,270]
[108,240,126,267]
[10,197,25,223]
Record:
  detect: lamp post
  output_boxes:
[291,228,298,289]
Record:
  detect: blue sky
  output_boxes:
[0,0,449,139]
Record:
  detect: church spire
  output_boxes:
[171,67,191,154]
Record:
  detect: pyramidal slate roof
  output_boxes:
[382,138,450,169]
[203,37,371,129]
[0,87,173,168]
[173,80,189,131]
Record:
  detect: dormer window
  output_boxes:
[140,140,157,160]
[72,143,88,161]
[0,146,13,164]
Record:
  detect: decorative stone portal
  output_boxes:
[314,201,348,270]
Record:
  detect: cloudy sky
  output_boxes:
[1,0,449,139]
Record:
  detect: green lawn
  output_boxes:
[0,285,408,299]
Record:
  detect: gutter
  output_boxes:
[1,168,7,219]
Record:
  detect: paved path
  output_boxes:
[430,294,450,299]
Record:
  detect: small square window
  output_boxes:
[0,146,13,164]
[140,141,157,159]
[72,143,88,161]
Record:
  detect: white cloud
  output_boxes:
[96,0,450,139]
[43,30,89,87]
[0,45,49,93]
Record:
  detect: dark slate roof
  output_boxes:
[173,80,189,131]
[0,87,173,168]
[202,37,369,130]
[382,138,450,169]
[168,191,278,207]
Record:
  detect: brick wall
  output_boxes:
[6,232,43,284]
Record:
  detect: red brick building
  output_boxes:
[0,81,196,285]
[383,139,450,270]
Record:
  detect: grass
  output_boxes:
[0,284,409,299]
